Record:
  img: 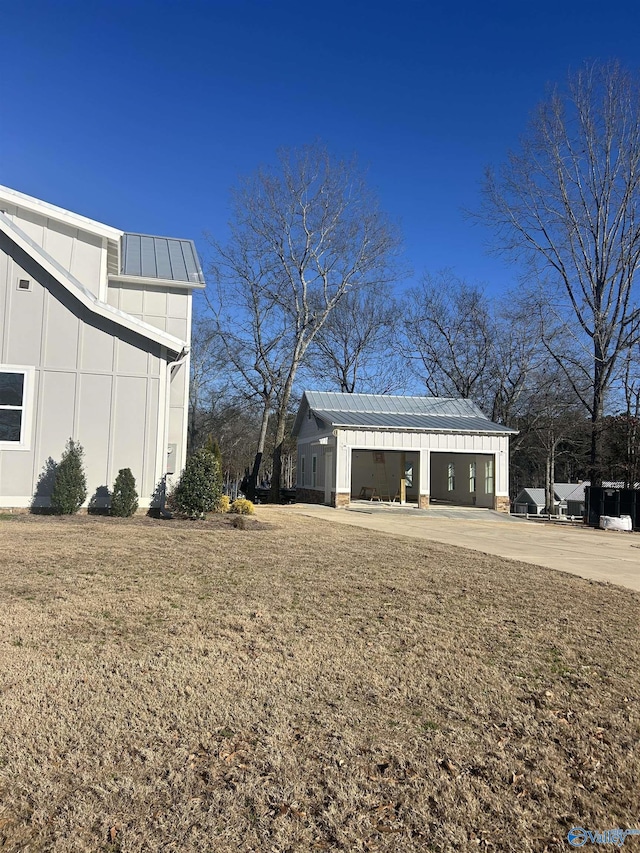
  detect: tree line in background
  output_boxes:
[189,61,640,511]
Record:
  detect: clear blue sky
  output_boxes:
[2,0,640,308]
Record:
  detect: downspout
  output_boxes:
[160,346,190,517]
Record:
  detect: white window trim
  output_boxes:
[300,455,306,487]
[447,462,455,492]
[0,365,35,451]
[469,461,477,493]
[312,454,317,488]
[485,458,494,494]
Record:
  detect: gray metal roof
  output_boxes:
[121,233,205,284]
[312,409,515,433]
[304,391,487,418]
[515,484,588,506]
[293,391,517,436]
[554,483,583,501]
[514,488,546,506]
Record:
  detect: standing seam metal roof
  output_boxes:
[293,391,517,436]
[121,233,205,284]
[312,409,516,433]
[303,390,487,417]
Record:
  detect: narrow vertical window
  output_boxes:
[300,456,305,486]
[312,455,317,488]
[0,371,25,443]
[485,458,494,494]
[469,461,476,493]
[447,462,455,492]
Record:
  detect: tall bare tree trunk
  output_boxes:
[246,402,271,501]
[590,347,605,486]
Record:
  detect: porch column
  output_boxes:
[494,440,510,513]
[333,429,351,508]
[419,448,430,509]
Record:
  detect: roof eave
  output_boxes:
[329,422,518,435]
[109,273,206,290]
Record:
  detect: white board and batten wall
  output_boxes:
[0,185,203,509]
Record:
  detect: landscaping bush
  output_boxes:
[110,468,139,517]
[170,449,222,518]
[230,498,255,515]
[215,495,230,514]
[50,439,87,514]
[206,435,224,497]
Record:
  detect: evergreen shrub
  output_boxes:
[171,449,222,518]
[110,468,139,517]
[51,439,87,514]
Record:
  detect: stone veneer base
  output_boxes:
[494,496,510,513]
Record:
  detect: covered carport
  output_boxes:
[293,392,516,512]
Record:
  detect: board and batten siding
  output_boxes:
[1,203,106,299]
[333,428,509,500]
[0,234,176,508]
[107,281,192,480]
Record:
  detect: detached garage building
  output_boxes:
[293,392,516,512]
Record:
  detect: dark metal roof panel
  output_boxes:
[121,233,204,284]
[312,409,517,433]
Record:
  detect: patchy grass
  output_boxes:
[0,508,638,852]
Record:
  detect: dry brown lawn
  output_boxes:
[0,508,638,853]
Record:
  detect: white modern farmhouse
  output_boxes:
[0,185,204,509]
[293,391,516,511]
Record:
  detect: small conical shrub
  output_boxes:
[171,449,221,518]
[51,439,87,514]
[110,468,139,517]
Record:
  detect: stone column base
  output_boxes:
[419,494,430,509]
[333,492,350,508]
[494,496,510,513]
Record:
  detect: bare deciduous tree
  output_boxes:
[208,143,401,499]
[403,271,537,424]
[481,61,640,483]
[305,283,405,394]
[205,260,288,499]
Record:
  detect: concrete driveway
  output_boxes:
[283,503,640,592]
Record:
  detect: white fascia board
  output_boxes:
[0,213,185,354]
[0,184,122,242]
[332,423,518,435]
[109,274,206,290]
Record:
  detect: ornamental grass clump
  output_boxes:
[50,439,87,514]
[110,468,139,517]
[230,498,255,515]
[170,449,222,519]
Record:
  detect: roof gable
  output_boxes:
[0,212,185,353]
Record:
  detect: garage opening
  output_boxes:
[351,450,420,503]
[430,452,495,508]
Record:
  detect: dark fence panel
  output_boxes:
[585,486,640,529]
